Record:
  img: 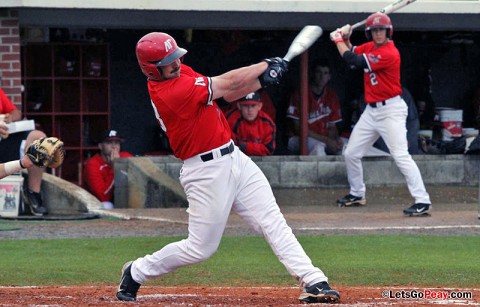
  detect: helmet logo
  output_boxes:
[373,16,382,25]
[164,39,173,52]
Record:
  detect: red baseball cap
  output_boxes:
[238,91,262,105]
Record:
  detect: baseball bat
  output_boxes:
[283,25,323,62]
[351,0,417,30]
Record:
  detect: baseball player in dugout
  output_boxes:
[83,129,133,209]
[330,13,432,216]
[226,90,276,156]
[0,87,49,216]
[286,59,344,156]
[115,32,340,304]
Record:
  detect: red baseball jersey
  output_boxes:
[147,64,231,160]
[83,152,133,202]
[353,41,402,103]
[0,88,16,114]
[286,86,342,136]
[227,109,276,156]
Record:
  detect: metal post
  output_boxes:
[299,52,309,155]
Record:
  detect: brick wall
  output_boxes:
[0,9,21,108]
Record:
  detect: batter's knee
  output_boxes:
[343,146,360,161]
[185,240,219,262]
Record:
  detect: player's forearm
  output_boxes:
[308,130,331,144]
[220,62,267,102]
[0,158,29,179]
[335,41,351,57]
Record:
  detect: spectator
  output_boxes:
[220,88,276,121]
[227,91,276,156]
[0,88,48,216]
[83,129,133,209]
[410,66,436,130]
[286,59,343,156]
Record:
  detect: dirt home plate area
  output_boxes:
[1,286,479,306]
[1,186,479,305]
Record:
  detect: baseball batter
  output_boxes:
[330,13,432,216]
[116,32,340,304]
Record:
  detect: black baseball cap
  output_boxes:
[238,91,261,105]
[97,129,124,143]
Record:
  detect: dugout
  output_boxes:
[2,1,480,159]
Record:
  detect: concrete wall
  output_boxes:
[114,154,480,208]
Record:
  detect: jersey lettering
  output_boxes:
[195,77,206,86]
[369,72,378,86]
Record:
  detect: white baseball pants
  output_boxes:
[131,141,327,287]
[344,96,431,204]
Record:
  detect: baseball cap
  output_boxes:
[238,91,262,105]
[97,129,124,143]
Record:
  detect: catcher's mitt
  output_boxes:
[26,137,65,168]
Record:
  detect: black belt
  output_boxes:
[368,101,386,108]
[200,142,234,162]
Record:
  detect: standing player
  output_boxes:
[115,32,340,304]
[329,13,431,215]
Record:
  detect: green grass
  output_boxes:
[0,235,478,287]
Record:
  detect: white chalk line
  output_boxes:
[297,225,480,231]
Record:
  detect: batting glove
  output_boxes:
[339,24,352,40]
[259,57,289,88]
[329,30,344,44]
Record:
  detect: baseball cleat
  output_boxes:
[116,261,141,301]
[336,194,366,207]
[23,189,48,216]
[403,203,431,217]
[299,281,340,303]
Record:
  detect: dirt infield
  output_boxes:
[1,285,479,306]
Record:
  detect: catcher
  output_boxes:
[0,137,65,183]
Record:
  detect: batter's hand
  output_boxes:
[259,57,289,88]
[339,24,352,40]
[329,30,344,44]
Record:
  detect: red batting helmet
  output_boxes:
[135,32,187,80]
[365,12,393,40]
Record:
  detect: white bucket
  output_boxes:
[0,175,24,217]
[438,109,463,141]
[418,130,433,139]
[463,128,479,138]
